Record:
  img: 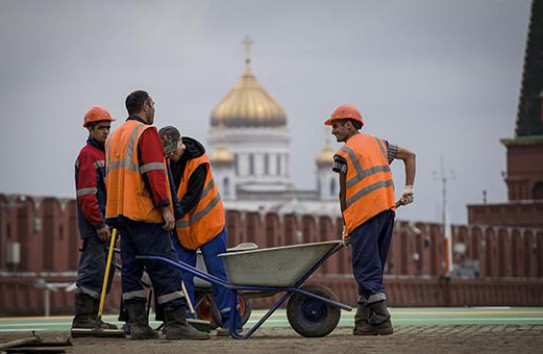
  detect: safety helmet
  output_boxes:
[324,104,364,127]
[83,105,115,128]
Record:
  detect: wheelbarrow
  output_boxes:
[137,240,352,339]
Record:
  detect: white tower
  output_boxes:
[208,37,293,198]
[209,142,236,200]
[315,139,337,201]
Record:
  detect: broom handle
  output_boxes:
[98,228,117,319]
[181,280,196,316]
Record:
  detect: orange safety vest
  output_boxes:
[105,120,173,223]
[336,133,396,235]
[174,155,225,250]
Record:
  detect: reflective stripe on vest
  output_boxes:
[175,179,221,228]
[106,123,145,174]
[77,187,98,197]
[105,120,173,223]
[340,145,391,190]
[337,134,395,235]
[174,155,225,250]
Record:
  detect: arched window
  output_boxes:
[223,177,230,197]
[330,178,337,196]
[533,182,543,200]
[264,154,269,175]
[249,154,254,176]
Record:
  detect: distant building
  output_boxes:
[468,0,543,228]
[206,37,340,216]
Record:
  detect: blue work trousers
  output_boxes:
[173,228,241,328]
[350,210,395,304]
[76,233,116,299]
[118,221,185,307]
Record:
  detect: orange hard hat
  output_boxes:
[83,105,115,128]
[324,104,364,126]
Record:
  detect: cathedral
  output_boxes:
[206,37,341,216]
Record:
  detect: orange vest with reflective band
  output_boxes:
[105,120,173,223]
[336,133,395,235]
[175,155,225,250]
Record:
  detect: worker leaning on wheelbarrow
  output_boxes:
[159,125,242,336]
[325,104,416,336]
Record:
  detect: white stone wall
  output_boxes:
[208,127,292,192]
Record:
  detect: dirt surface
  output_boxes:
[1,325,542,354]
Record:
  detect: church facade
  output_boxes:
[206,38,340,216]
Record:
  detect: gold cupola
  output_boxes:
[209,120,234,165]
[210,145,235,165]
[316,139,335,167]
[210,37,287,129]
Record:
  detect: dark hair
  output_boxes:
[337,118,362,130]
[350,119,362,130]
[125,90,149,115]
[87,121,107,129]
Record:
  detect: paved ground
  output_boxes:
[1,308,542,353]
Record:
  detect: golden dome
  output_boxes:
[210,145,235,164]
[316,140,335,167]
[210,66,287,128]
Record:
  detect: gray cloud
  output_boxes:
[0,0,532,223]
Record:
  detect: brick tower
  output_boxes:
[468,0,543,227]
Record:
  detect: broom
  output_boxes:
[71,228,126,338]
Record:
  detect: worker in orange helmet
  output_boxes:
[325,104,416,336]
[72,106,118,331]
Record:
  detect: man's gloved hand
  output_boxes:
[399,185,414,206]
[97,225,111,242]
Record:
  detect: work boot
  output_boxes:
[91,297,119,330]
[352,303,372,335]
[72,291,99,329]
[125,302,159,340]
[366,300,394,335]
[163,305,210,340]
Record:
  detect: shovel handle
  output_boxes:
[98,228,117,319]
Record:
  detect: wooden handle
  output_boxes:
[98,228,117,319]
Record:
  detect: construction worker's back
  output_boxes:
[105,119,173,224]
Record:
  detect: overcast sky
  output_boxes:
[0,0,532,224]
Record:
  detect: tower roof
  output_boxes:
[210,37,287,129]
[316,140,335,167]
[210,145,235,164]
[515,0,543,136]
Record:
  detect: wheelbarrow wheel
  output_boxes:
[194,293,222,330]
[287,284,341,337]
[238,293,252,326]
[195,291,253,328]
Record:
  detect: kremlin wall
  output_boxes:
[0,193,541,316]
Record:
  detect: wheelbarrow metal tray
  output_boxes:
[218,241,341,287]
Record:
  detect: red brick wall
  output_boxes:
[1,193,542,316]
[505,142,543,200]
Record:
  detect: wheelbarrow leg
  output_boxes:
[228,289,294,340]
